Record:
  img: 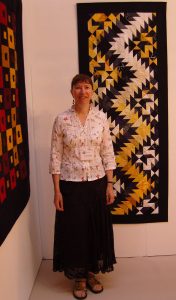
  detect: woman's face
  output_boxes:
[71,81,93,106]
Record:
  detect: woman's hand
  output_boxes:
[54,192,64,211]
[106,183,115,205]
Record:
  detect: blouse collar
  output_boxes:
[70,103,93,113]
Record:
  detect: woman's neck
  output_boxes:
[74,102,91,126]
[74,102,90,115]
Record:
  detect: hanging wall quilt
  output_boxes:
[0,0,30,245]
[77,2,168,223]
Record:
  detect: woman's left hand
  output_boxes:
[106,184,115,205]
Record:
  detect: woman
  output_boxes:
[49,74,116,299]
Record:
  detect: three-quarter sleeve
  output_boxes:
[49,116,63,174]
[100,117,116,171]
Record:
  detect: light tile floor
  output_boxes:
[29,256,176,300]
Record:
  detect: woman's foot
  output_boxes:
[73,279,87,299]
[87,272,103,293]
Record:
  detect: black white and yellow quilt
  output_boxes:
[77,2,168,223]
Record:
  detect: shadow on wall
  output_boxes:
[29,108,56,259]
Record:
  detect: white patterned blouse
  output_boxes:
[49,105,116,181]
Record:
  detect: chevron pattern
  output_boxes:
[88,12,160,217]
[77,2,168,223]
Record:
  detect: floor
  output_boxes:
[29,256,176,300]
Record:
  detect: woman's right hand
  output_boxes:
[54,192,64,211]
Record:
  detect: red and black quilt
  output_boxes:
[0,0,30,245]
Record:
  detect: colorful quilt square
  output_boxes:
[0,0,30,245]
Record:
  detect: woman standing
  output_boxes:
[49,74,116,299]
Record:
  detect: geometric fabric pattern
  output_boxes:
[77,2,168,223]
[0,0,30,245]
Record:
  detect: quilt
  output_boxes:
[0,0,30,245]
[77,2,168,223]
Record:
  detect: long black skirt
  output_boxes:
[53,176,116,279]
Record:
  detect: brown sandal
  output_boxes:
[73,279,87,300]
[87,273,103,294]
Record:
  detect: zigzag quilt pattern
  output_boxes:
[77,3,168,223]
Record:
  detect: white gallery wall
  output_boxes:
[28,0,176,258]
[0,2,44,300]
[0,0,176,299]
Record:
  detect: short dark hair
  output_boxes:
[71,74,93,89]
